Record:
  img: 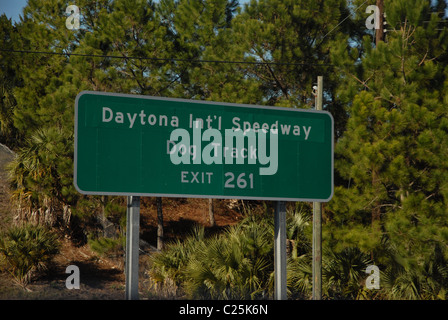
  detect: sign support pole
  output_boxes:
[125,195,140,300]
[312,76,323,300]
[274,201,287,300]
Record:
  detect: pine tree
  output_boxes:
[10,0,76,137]
[328,0,448,276]
[156,0,261,103]
[0,14,21,147]
[231,0,350,109]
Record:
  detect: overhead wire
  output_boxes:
[0,48,335,68]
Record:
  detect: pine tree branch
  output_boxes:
[343,70,372,91]
[261,56,290,99]
[418,49,429,66]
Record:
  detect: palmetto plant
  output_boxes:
[286,206,311,259]
[322,247,372,299]
[286,253,313,299]
[7,127,75,218]
[146,207,448,300]
[147,208,317,299]
[381,243,448,300]
[0,224,60,288]
[147,213,275,299]
[6,127,75,230]
[146,224,205,298]
[184,216,273,299]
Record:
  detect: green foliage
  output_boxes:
[146,225,207,298]
[7,126,76,223]
[0,15,21,146]
[0,224,60,287]
[328,0,448,282]
[147,214,274,299]
[183,215,273,299]
[88,235,124,258]
[147,208,384,300]
[101,199,127,230]
[323,247,372,299]
[1,0,448,300]
[379,242,448,300]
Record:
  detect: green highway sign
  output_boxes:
[74,91,334,201]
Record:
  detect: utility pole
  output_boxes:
[312,76,323,300]
[375,0,385,44]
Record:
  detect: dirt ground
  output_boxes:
[0,143,246,299]
[0,237,125,299]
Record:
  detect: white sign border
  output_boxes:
[74,90,334,202]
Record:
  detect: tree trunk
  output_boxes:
[156,197,164,251]
[371,170,381,224]
[100,195,115,238]
[371,169,381,261]
[209,198,215,227]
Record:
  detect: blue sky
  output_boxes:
[0,0,252,23]
[2,1,444,25]
[0,0,28,22]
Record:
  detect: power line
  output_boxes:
[0,48,334,68]
[319,0,370,45]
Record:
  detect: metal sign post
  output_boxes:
[312,76,323,300]
[274,201,287,300]
[125,195,140,300]
[74,89,333,301]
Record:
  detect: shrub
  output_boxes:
[146,225,204,298]
[88,235,124,258]
[183,220,273,299]
[0,224,60,288]
[147,214,275,299]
